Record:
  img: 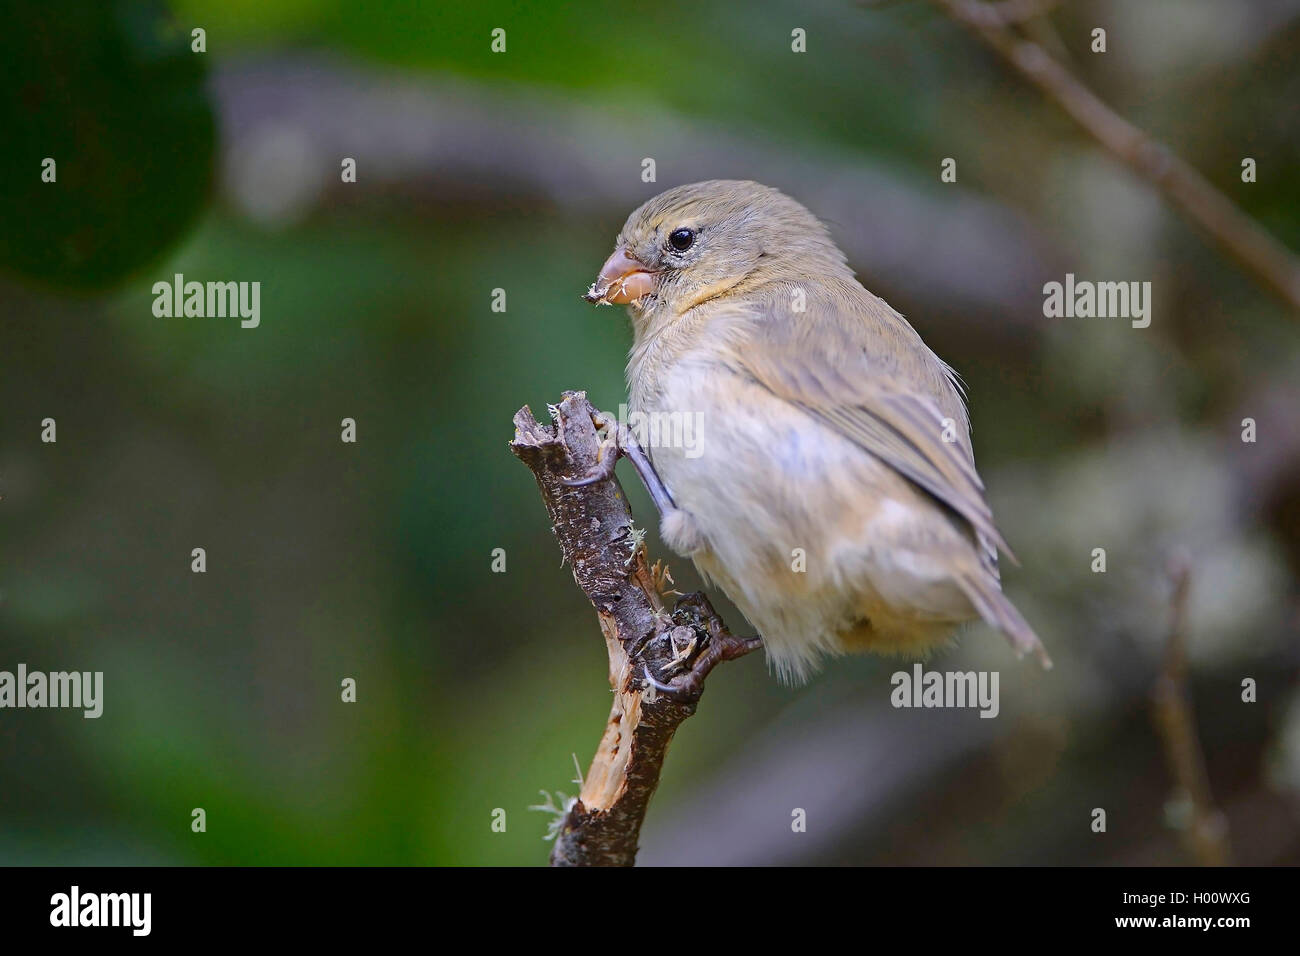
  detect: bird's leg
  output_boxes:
[621,428,677,519]
[641,629,762,702]
[642,592,763,702]
[561,410,676,518]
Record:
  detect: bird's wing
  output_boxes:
[727,283,1014,561]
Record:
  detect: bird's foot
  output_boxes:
[559,411,621,487]
[641,593,763,702]
[559,410,676,518]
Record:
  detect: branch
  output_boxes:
[1152,557,1232,866]
[930,0,1300,311]
[510,391,753,866]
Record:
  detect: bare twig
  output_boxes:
[511,391,756,866]
[1152,557,1232,866]
[930,0,1300,311]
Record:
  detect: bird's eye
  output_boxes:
[668,228,695,252]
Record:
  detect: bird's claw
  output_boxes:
[560,455,617,487]
[560,413,620,486]
[642,663,703,701]
[640,625,763,703]
[557,409,677,519]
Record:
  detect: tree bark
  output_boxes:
[511,391,750,866]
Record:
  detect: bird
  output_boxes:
[581,179,1049,683]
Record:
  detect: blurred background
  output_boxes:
[1,0,1298,865]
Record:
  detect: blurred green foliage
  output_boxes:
[0,2,215,289]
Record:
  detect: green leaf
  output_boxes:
[0,1,215,290]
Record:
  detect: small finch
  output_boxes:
[583,180,1049,682]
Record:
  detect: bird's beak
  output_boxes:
[583,247,657,306]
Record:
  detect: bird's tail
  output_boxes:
[957,573,1052,669]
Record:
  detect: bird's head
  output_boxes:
[583,180,848,320]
